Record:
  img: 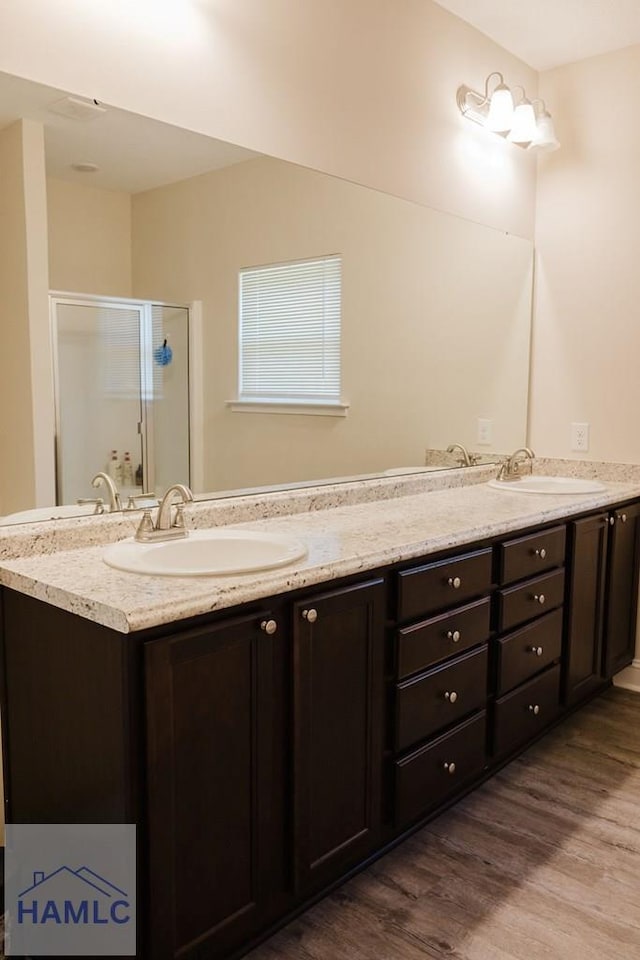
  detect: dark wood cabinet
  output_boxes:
[395,644,488,752]
[145,610,280,960]
[497,568,565,632]
[565,502,640,701]
[564,512,609,706]
[291,578,385,893]
[395,711,487,825]
[603,503,640,678]
[3,496,640,960]
[493,664,562,758]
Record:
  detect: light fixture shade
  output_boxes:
[528,112,560,152]
[507,101,537,145]
[486,84,514,133]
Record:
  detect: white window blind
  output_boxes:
[239,255,342,405]
[98,308,142,401]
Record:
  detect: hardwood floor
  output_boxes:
[248,688,640,960]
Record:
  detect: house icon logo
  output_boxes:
[17,866,131,926]
[5,822,136,956]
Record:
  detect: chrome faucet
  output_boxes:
[134,483,194,542]
[91,472,122,512]
[446,443,479,468]
[496,447,535,482]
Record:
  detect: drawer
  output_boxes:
[499,525,566,585]
[395,710,487,827]
[397,548,492,622]
[496,608,563,696]
[395,644,488,752]
[397,596,491,679]
[492,664,561,758]
[497,568,565,632]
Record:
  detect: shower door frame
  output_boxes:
[50,291,192,505]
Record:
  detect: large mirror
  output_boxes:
[0,71,533,524]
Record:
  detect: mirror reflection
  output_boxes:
[0,72,533,525]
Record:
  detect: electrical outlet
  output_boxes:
[571,422,589,452]
[477,418,492,445]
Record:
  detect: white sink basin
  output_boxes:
[103,529,308,576]
[487,476,607,495]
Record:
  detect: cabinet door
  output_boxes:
[603,503,640,678]
[564,513,608,706]
[292,578,385,893]
[145,611,278,960]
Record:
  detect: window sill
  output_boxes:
[226,400,349,417]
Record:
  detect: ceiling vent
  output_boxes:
[48,96,106,122]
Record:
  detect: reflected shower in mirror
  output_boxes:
[51,296,190,505]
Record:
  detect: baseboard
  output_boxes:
[612,660,640,693]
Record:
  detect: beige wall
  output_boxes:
[0,119,53,514]
[0,0,537,239]
[132,157,532,492]
[532,44,640,462]
[47,178,132,296]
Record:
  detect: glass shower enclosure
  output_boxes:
[50,295,190,506]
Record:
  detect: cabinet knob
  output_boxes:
[621,513,627,523]
[443,761,456,775]
[609,516,616,526]
[260,619,278,635]
[444,690,458,704]
[534,547,547,559]
[448,576,462,589]
[533,593,545,605]
[446,629,461,642]
[301,608,318,623]
[528,703,540,715]
[530,645,544,657]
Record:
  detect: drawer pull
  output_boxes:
[528,703,540,715]
[447,576,462,589]
[260,619,278,635]
[446,629,461,642]
[534,547,547,559]
[443,761,456,775]
[444,690,458,704]
[529,645,544,657]
[533,593,545,605]
[301,608,318,623]
[621,513,627,523]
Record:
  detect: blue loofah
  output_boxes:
[154,339,173,366]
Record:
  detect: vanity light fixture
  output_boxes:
[457,74,560,152]
[507,89,537,145]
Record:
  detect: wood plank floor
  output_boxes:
[248,687,640,960]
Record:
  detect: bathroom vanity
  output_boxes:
[0,476,639,960]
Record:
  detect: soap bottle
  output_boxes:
[122,451,134,487]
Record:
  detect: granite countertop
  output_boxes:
[1,476,640,634]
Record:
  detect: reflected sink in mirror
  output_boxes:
[0,503,104,525]
[487,476,607,495]
[103,529,308,577]
[383,466,442,476]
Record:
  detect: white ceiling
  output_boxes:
[435,0,640,71]
[0,71,258,194]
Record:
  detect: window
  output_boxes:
[236,255,345,414]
